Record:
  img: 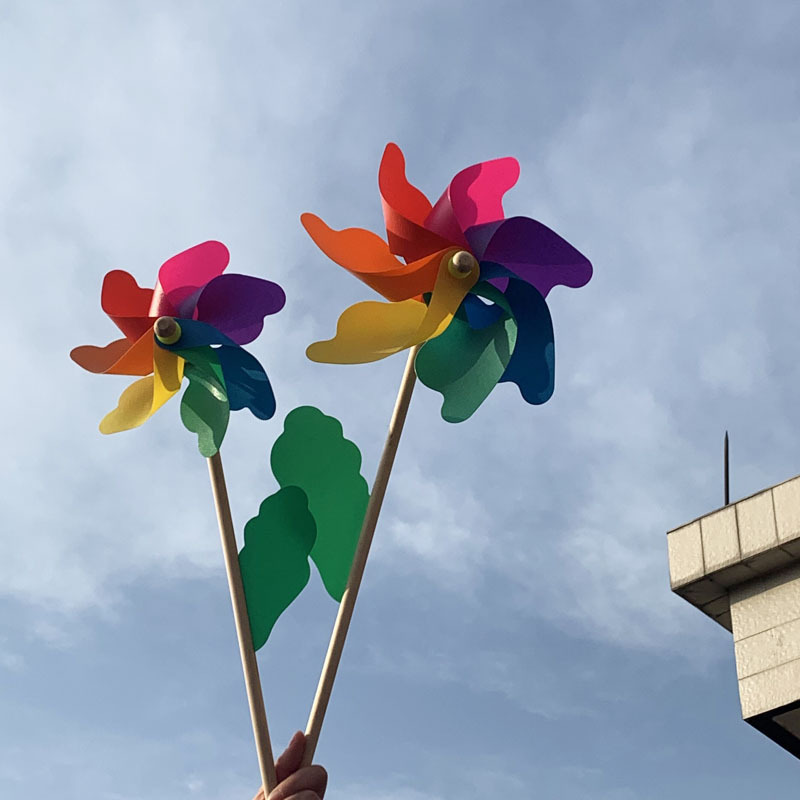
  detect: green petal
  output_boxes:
[415,301,518,423]
[177,347,230,457]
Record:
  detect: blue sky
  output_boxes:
[3,0,800,797]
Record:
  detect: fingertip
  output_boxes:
[288,730,305,758]
[274,730,307,783]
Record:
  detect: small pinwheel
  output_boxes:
[71,241,286,455]
[302,143,592,422]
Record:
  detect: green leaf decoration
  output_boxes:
[415,285,518,423]
[270,406,369,601]
[239,486,317,650]
[176,347,230,457]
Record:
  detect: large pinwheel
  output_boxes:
[302,143,592,421]
[71,241,285,455]
[297,145,594,770]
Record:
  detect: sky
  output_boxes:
[2,0,800,798]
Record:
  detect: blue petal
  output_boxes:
[216,346,276,420]
[499,278,555,405]
[460,293,506,330]
[157,318,237,349]
[158,318,276,420]
[475,260,511,282]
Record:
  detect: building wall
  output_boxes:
[732,562,800,718]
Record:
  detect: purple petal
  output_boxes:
[464,221,503,261]
[474,217,592,298]
[195,274,286,344]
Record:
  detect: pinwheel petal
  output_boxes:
[307,252,478,364]
[367,249,447,301]
[415,290,517,423]
[306,299,428,364]
[378,143,433,225]
[414,252,480,341]
[424,157,519,246]
[157,319,276,422]
[153,340,185,394]
[460,279,514,327]
[156,317,231,349]
[379,143,453,261]
[99,377,159,434]
[301,213,402,274]
[177,347,230,457]
[463,220,503,262]
[150,241,230,318]
[215,346,276,420]
[301,213,444,301]
[100,270,155,340]
[499,278,555,404]
[71,330,154,376]
[422,195,470,249]
[195,274,286,344]
[478,217,592,297]
[98,346,184,433]
[446,157,520,230]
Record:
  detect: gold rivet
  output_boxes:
[154,316,181,345]
[447,250,477,279]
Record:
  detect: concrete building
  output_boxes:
[667,474,800,757]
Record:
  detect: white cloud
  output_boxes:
[3,2,800,798]
[378,464,491,587]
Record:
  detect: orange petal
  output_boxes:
[363,248,449,301]
[301,213,444,301]
[301,213,402,274]
[70,330,154,376]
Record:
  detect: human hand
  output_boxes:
[251,731,328,800]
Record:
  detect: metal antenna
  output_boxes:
[724,430,730,506]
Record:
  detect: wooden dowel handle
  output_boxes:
[208,452,277,795]
[302,345,420,766]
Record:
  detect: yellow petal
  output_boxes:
[99,348,184,434]
[307,299,427,363]
[413,250,478,343]
[307,250,477,364]
[153,343,184,397]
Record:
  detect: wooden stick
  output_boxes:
[302,345,421,766]
[207,451,277,795]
